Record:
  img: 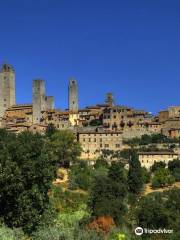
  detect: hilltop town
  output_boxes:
[0,63,180,166]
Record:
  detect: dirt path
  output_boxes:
[143,182,180,195]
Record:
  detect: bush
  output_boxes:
[69,161,94,191]
[168,159,180,170]
[150,161,166,172]
[172,168,180,181]
[151,169,175,189]
[0,225,25,240]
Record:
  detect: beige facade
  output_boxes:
[158,110,169,123]
[78,131,123,161]
[102,106,150,131]
[139,151,178,169]
[168,106,180,118]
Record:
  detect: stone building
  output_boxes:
[77,131,123,162]
[102,105,151,133]
[68,79,78,112]
[168,128,180,139]
[168,106,180,118]
[0,63,16,119]
[139,151,178,169]
[158,110,169,123]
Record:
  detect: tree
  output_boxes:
[172,168,180,181]
[45,123,57,138]
[135,188,180,238]
[150,161,166,172]
[136,193,170,229]
[0,130,58,234]
[69,161,94,191]
[151,168,175,189]
[141,167,151,184]
[89,174,127,225]
[94,159,108,169]
[49,130,82,167]
[168,159,180,181]
[168,159,180,171]
[108,161,127,184]
[128,152,143,194]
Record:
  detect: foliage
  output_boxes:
[168,159,180,181]
[0,130,58,234]
[49,130,82,167]
[89,119,102,126]
[0,225,26,240]
[124,134,180,146]
[108,227,134,240]
[136,192,169,229]
[89,168,128,225]
[128,151,143,194]
[69,161,94,191]
[45,123,57,138]
[151,168,175,189]
[50,185,88,213]
[150,161,166,172]
[172,168,180,181]
[108,161,127,184]
[87,216,115,235]
[32,202,93,240]
[168,158,180,171]
[141,167,151,184]
[94,158,109,169]
[135,188,180,238]
[0,129,81,234]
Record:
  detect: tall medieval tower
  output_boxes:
[68,79,78,112]
[32,79,46,123]
[0,63,16,118]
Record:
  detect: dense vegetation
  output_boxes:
[0,128,179,239]
[124,133,180,146]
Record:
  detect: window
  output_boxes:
[4,99,6,101]
[100,144,102,148]
[4,104,6,107]
[105,144,109,148]
[116,144,120,148]
[94,138,96,142]
[89,138,91,142]
[83,138,85,142]
[100,138,102,142]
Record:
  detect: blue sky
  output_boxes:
[0,0,180,113]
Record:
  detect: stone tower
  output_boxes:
[68,79,78,112]
[32,79,46,123]
[0,63,16,118]
[45,96,54,110]
[105,92,114,106]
